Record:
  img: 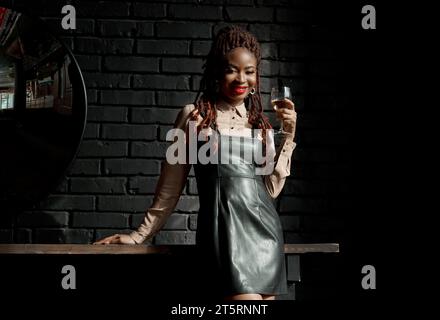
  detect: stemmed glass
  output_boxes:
[271,86,292,135]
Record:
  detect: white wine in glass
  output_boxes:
[271,86,292,134]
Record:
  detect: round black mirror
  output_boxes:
[0,7,87,210]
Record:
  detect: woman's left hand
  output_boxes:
[275,98,297,136]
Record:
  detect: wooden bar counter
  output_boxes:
[0,243,339,254]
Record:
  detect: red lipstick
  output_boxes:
[232,86,247,95]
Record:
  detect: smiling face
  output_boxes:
[218,47,257,106]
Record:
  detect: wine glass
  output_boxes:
[271,86,292,134]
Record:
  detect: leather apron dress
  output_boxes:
[194,130,288,296]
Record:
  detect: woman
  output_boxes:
[95,25,297,301]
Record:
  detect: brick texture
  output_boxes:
[3,0,354,301]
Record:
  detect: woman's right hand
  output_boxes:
[93,233,136,245]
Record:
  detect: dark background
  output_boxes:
[0,0,395,308]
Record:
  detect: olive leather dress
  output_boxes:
[194,132,288,296]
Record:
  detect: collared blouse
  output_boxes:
[130,101,296,244]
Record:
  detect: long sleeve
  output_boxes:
[129,161,191,244]
[129,105,196,244]
[264,132,297,199]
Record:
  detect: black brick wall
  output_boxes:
[0,0,362,301]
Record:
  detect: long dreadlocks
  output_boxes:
[190,25,272,141]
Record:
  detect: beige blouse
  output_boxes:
[129,101,297,244]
